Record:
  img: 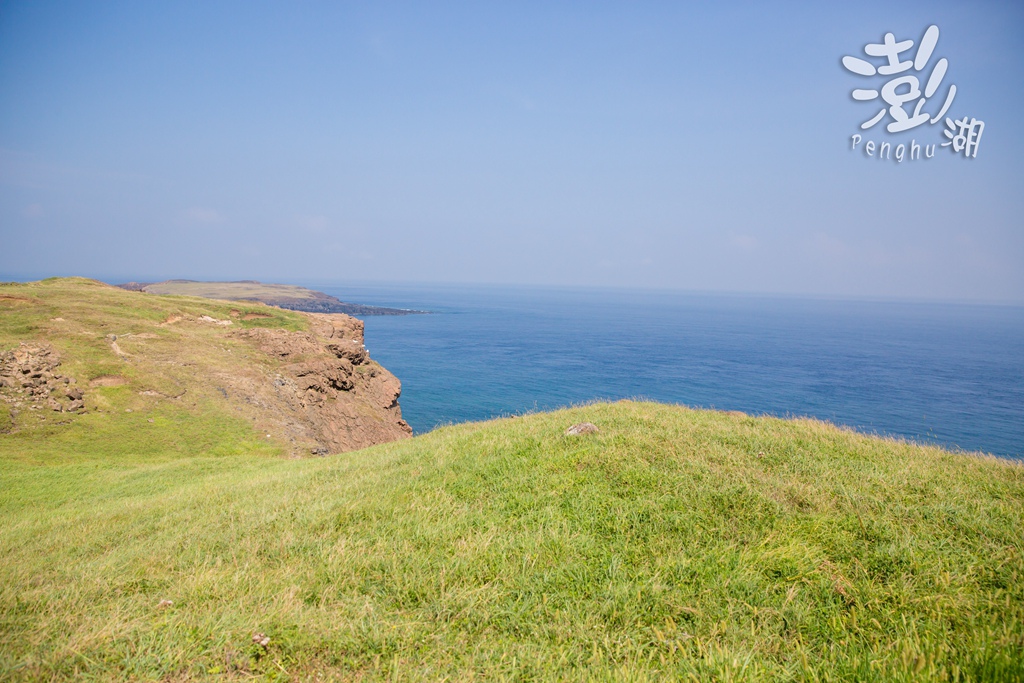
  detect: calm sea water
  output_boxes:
[315,283,1024,459]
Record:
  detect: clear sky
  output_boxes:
[1,1,1022,302]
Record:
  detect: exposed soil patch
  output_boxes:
[199,315,232,326]
[90,375,127,387]
[0,295,40,306]
[137,386,185,398]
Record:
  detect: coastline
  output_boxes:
[114,279,430,316]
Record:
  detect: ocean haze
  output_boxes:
[1,1,1023,303]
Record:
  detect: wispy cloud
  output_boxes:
[294,214,330,233]
[21,204,44,219]
[184,207,226,224]
[487,85,538,112]
[809,232,851,258]
[365,31,396,61]
[808,232,933,269]
[729,233,758,250]
[0,149,150,189]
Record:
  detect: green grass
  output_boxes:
[0,277,306,463]
[3,403,1023,681]
[140,280,322,301]
[2,280,1023,681]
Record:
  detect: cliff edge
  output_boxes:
[0,278,411,456]
[116,279,426,316]
[234,312,412,453]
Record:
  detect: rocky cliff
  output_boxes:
[232,312,412,454]
[0,278,412,456]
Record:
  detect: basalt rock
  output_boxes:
[0,343,85,414]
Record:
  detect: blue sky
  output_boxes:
[1,1,1022,302]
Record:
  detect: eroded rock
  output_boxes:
[565,422,599,435]
[0,343,85,416]
[235,313,411,455]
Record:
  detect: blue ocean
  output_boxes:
[315,283,1024,460]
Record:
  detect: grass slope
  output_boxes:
[2,280,1024,681]
[134,280,421,317]
[0,277,306,465]
[140,281,322,301]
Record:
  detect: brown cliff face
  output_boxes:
[237,313,412,454]
[0,279,412,458]
[1,311,411,455]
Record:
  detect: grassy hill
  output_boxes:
[2,279,1023,681]
[0,277,411,459]
[124,279,423,316]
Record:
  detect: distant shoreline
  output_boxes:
[114,279,429,316]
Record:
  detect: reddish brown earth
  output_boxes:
[234,312,412,454]
[0,307,412,454]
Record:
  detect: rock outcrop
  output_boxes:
[236,313,412,454]
[0,279,413,456]
[0,343,85,416]
[0,311,411,455]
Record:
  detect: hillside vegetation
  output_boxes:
[1,279,1023,681]
[0,277,410,459]
[126,279,422,316]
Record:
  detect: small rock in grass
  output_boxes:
[252,633,271,647]
[565,422,599,436]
